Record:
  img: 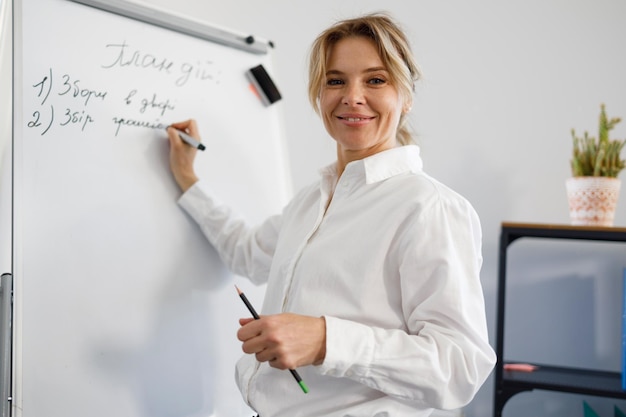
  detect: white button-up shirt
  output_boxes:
[179,145,496,417]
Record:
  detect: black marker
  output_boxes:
[235,285,309,394]
[167,127,205,151]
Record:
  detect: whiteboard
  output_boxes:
[11,0,291,416]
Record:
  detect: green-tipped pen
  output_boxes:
[290,370,309,394]
[236,286,309,394]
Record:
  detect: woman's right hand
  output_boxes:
[166,119,201,192]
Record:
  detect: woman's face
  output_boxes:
[319,36,408,159]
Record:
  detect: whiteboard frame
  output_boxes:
[10,0,22,413]
[9,0,291,415]
[69,0,272,54]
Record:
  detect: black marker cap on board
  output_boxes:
[247,64,282,106]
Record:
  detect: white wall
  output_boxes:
[4,0,626,416]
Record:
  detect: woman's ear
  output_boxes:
[402,96,413,114]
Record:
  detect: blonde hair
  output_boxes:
[307,13,422,146]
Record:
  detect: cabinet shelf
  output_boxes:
[502,362,626,399]
[493,222,626,416]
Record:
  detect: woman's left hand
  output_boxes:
[237,313,326,369]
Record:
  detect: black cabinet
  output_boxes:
[493,222,626,416]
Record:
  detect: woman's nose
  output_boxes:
[342,83,365,106]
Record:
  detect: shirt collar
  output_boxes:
[319,145,423,185]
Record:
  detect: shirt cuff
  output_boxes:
[317,316,374,379]
[178,180,217,224]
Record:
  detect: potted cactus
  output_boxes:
[566,103,625,226]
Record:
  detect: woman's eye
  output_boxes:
[368,77,386,85]
[326,78,344,86]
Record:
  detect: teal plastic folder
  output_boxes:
[584,401,601,417]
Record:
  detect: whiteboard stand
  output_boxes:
[0,273,11,417]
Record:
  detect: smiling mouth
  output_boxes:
[338,116,371,122]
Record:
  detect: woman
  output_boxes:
[166,12,495,417]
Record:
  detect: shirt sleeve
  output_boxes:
[177,180,281,285]
[317,194,496,410]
